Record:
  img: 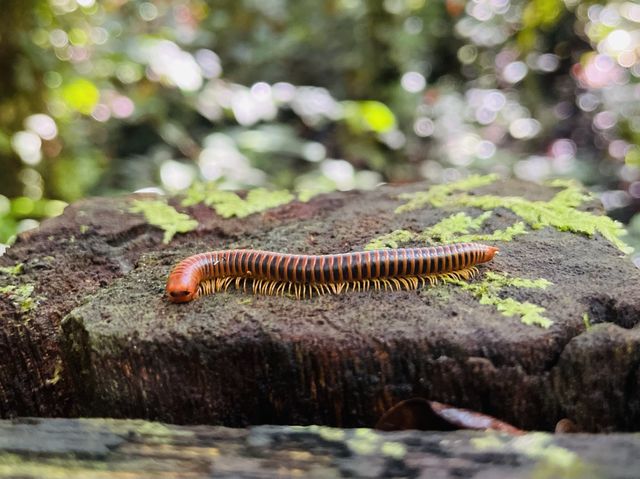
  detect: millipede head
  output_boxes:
[166,270,199,303]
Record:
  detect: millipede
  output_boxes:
[165,242,498,303]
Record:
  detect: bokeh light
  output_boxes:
[1,0,640,261]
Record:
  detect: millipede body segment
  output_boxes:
[165,243,499,303]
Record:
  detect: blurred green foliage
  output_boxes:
[1,0,640,263]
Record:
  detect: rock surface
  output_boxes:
[0,417,638,478]
[1,179,640,431]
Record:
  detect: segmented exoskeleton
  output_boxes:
[165,242,498,303]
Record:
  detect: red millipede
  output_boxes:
[165,242,498,303]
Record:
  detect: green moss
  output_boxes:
[381,441,407,459]
[129,200,198,244]
[364,229,414,250]
[470,434,504,450]
[471,433,587,479]
[420,286,453,302]
[134,421,194,438]
[0,263,23,276]
[479,271,552,289]
[181,182,294,218]
[419,211,492,243]
[297,189,318,203]
[0,283,37,313]
[582,312,591,330]
[454,222,528,243]
[395,174,498,212]
[0,452,111,477]
[304,424,346,442]
[449,272,553,328]
[484,296,551,328]
[457,185,630,253]
[398,177,631,253]
[365,213,526,250]
[346,428,382,456]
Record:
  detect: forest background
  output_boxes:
[1,0,640,264]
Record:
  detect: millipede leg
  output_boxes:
[191,264,484,301]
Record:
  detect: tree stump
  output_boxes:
[1,178,639,431]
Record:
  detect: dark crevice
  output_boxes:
[586,294,640,329]
[105,223,156,248]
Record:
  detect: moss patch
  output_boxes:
[0,263,23,276]
[397,176,631,253]
[367,176,625,327]
[364,213,526,250]
[129,200,198,244]
[181,182,294,218]
[472,433,587,478]
[454,222,528,243]
[0,284,38,313]
[448,272,553,328]
[395,174,499,213]
[365,230,414,250]
[420,211,492,243]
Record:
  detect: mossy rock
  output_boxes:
[1,179,640,431]
[0,417,639,478]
